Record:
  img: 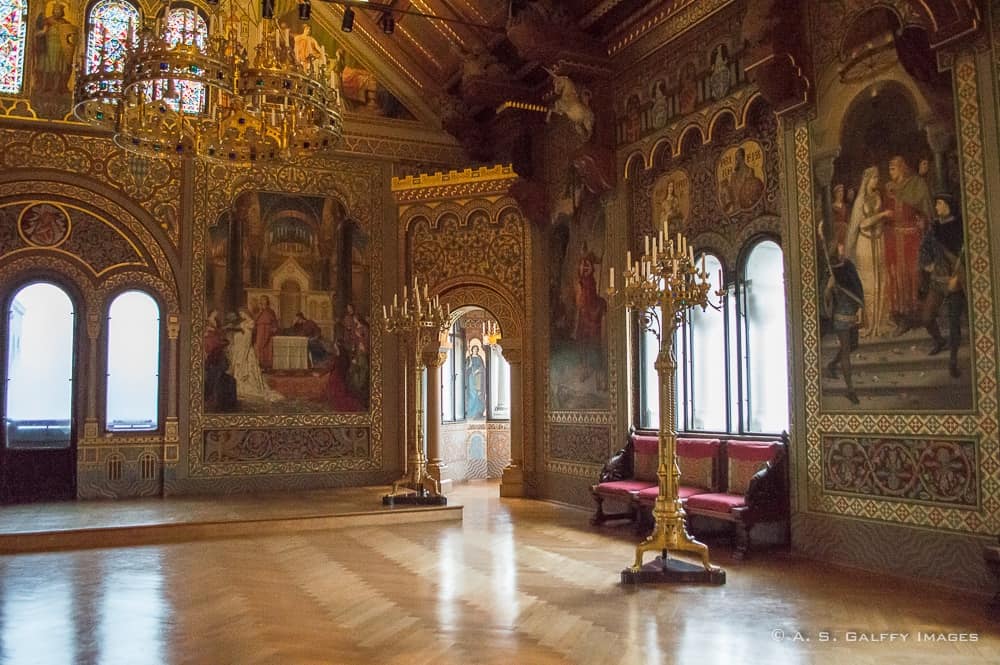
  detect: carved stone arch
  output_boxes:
[690,231,739,274]
[0,255,100,315]
[740,92,768,129]
[708,107,739,143]
[624,151,647,180]
[493,202,522,225]
[97,272,181,319]
[433,206,464,229]
[648,138,672,170]
[437,281,523,343]
[399,203,435,231]
[465,205,493,227]
[0,177,180,290]
[677,123,706,156]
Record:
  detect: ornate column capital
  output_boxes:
[422,349,448,368]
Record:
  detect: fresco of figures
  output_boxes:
[547,165,609,411]
[204,192,371,414]
[277,6,414,119]
[813,48,970,412]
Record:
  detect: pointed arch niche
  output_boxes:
[393,165,534,497]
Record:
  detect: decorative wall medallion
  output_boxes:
[18,202,70,247]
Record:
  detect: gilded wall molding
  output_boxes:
[393,165,519,205]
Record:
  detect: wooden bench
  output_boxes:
[592,431,789,558]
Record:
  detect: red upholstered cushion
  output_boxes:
[676,438,721,458]
[686,492,747,513]
[636,485,705,505]
[631,435,660,482]
[726,441,781,462]
[594,480,657,496]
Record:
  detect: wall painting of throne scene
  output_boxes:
[812,8,971,413]
[205,191,371,415]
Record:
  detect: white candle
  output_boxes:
[424,284,429,299]
[689,245,694,264]
[393,293,398,308]
[383,304,388,320]
[644,235,650,256]
[663,216,669,239]
[627,250,632,268]
[609,266,615,290]
[652,244,658,264]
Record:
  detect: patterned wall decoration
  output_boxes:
[189,157,386,478]
[203,426,370,464]
[631,97,781,268]
[0,129,181,243]
[823,435,979,508]
[0,200,145,274]
[407,206,526,305]
[795,32,999,537]
[548,423,614,468]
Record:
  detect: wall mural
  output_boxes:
[30,1,79,119]
[651,169,690,232]
[205,191,370,415]
[547,164,609,411]
[277,7,414,120]
[811,28,970,412]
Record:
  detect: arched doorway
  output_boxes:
[0,281,79,502]
[435,307,511,488]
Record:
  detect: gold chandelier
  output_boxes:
[74,1,343,164]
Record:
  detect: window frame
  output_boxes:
[101,288,165,435]
[636,234,789,438]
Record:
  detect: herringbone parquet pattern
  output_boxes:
[1,482,997,665]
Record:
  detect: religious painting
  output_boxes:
[277,6,415,120]
[547,166,609,410]
[651,169,691,233]
[30,1,78,118]
[465,337,487,420]
[810,17,970,413]
[716,140,765,216]
[205,191,371,415]
[18,202,70,247]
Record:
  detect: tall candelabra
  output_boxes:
[382,277,451,505]
[608,220,726,584]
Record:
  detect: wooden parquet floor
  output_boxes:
[1,481,997,665]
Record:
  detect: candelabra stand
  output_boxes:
[382,278,451,506]
[609,222,726,585]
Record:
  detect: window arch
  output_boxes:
[741,239,789,433]
[0,0,28,94]
[84,0,140,82]
[105,290,161,431]
[5,282,76,449]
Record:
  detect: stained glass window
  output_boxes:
[0,0,27,95]
[160,7,207,114]
[85,0,140,84]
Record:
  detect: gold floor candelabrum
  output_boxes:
[382,277,451,504]
[609,222,726,584]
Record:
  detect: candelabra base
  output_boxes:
[621,555,726,585]
[382,490,448,506]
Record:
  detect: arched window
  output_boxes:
[0,0,28,95]
[105,290,161,431]
[5,283,75,448]
[637,240,789,435]
[688,253,726,431]
[160,6,207,113]
[84,0,140,83]
[741,240,789,433]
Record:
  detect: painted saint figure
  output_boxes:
[844,166,893,338]
[253,295,279,371]
[573,250,607,389]
[465,344,487,419]
[884,155,933,336]
[34,3,77,94]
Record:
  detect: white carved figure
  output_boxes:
[544,69,595,140]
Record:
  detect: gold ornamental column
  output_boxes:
[499,345,525,497]
[423,348,451,494]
